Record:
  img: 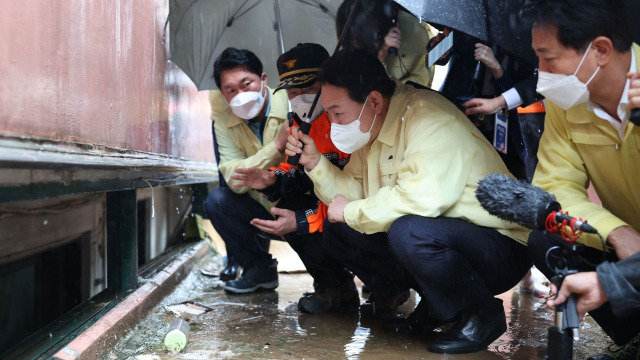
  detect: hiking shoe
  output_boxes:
[360,290,410,318]
[223,259,278,294]
[298,279,360,314]
[588,334,640,360]
[384,297,449,334]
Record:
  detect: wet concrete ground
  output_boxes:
[106,253,613,360]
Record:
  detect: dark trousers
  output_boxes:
[322,220,417,301]
[205,187,350,286]
[205,187,273,268]
[528,230,640,345]
[388,216,531,321]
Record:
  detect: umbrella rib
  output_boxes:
[226,0,249,26]
[210,0,250,55]
[233,1,262,22]
[171,0,202,43]
[206,0,258,86]
[294,0,335,18]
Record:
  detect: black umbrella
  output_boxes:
[394,0,535,64]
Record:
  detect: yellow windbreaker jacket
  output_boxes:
[532,44,640,249]
[307,83,530,245]
[210,88,289,210]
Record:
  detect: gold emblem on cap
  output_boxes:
[283,59,298,69]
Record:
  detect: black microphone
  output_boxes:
[475,174,598,234]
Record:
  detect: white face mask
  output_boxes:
[290,93,324,121]
[536,41,600,110]
[330,96,377,154]
[229,80,266,119]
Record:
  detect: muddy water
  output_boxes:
[105,254,612,359]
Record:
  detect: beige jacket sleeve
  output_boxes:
[306,148,365,203]
[532,102,628,247]
[345,111,472,233]
[215,122,283,194]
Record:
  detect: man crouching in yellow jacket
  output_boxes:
[285,49,531,355]
[522,0,640,355]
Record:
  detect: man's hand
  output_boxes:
[378,26,401,63]
[462,96,507,116]
[547,272,608,320]
[250,207,296,236]
[327,194,349,223]
[629,72,640,110]
[274,119,291,153]
[231,168,276,190]
[285,126,322,170]
[474,43,503,79]
[607,226,640,260]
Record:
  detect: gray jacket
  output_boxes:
[597,252,640,317]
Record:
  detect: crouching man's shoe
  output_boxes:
[384,298,450,334]
[223,259,278,294]
[428,298,506,354]
[298,279,360,314]
[219,261,240,281]
[360,290,410,318]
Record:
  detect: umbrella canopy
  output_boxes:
[168,0,343,90]
[394,0,535,64]
[396,0,640,65]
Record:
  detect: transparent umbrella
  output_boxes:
[167,0,343,90]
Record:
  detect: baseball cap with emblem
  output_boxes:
[274,43,330,92]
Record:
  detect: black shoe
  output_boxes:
[384,298,448,334]
[588,334,640,360]
[219,262,240,281]
[223,260,278,294]
[360,290,410,318]
[298,279,360,314]
[428,299,506,354]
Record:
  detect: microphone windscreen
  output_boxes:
[475,174,558,230]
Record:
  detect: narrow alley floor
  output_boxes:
[105,249,613,360]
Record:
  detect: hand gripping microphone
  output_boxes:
[475,173,597,234]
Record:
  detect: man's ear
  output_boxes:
[369,90,384,114]
[593,36,613,67]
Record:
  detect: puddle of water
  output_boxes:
[105,253,613,360]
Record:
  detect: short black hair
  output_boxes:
[336,0,397,56]
[213,47,263,89]
[319,49,396,103]
[521,0,633,53]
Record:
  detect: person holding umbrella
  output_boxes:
[520,0,640,357]
[205,48,291,294]
[336,0,436,88]
[286,48,532,354]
